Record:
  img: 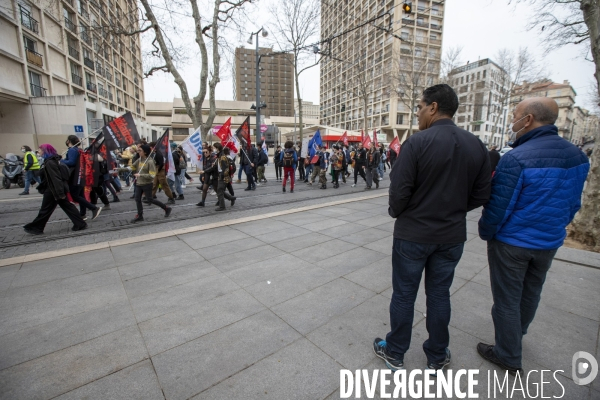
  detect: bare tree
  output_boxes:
[132,0,253,140]
[439,45,463,84]
[269,0,320,142]
[509,0,599,250]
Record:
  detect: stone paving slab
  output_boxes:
[0,195,598,400]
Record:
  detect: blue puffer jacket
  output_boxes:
[478,125,589,250]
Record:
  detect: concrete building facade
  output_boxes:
[0,0,148,154]
[295,100,320,120]
[320,0,445,143]
[449,59,510,146]
[233,47,294,118]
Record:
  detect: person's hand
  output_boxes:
[134,173,140,178]
[189,178,194,183]
[198,170,204,174]
[250,163,254,167]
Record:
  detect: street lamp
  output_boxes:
[248,27,269,143]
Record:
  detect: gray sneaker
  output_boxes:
[427,348,451,372]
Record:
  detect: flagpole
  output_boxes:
[61,126,104,155]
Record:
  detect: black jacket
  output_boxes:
[353,148,367,165]
[39,155,70,200]
[367,150,380,168]
[241,147,259,166]
[153,151,165,172]
[274,150,282,166]
[388,119,491,244]
[488,149,500,173]
[172,151,181,176]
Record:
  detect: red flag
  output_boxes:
[363,132,372,150]
[390,136,401,155]
[341,131,348,146]
[373,129,378,148]
[215,117,232,143]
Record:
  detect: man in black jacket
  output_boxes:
[149,141,175,204]
[241,145,259,191]
[373,84,491,373]
[351,143,367,187]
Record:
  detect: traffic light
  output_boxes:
[402,2,412,14]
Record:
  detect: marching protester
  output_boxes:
[373,84,491,372]
[297,144,306,182]
[307,144,325,188]
[61,135,102,221]
[19,145,41,195]
[169,143,184,200]
[196,145,218,207]
[214,143,236,211]
[477,97,589,375]
[274,145,282,181]
[280,140,297,193]
[343,144,351,179]
[240,143,258,191]
[330,146,345,189]
[256,145,268,184]
[365,144,380,190]
[222,147,236,198]
[351,142,367,187]
[124,144,172,223]
[149,141,176,205]
[24,144,88,234]
[378,144,386,179]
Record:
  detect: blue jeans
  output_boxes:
[24,170,41,193]
[378,161,384,178]
[305,164,313,180]
[386,238,464,364]
[238,164,243,180]
[487,239,556,368]
[168,176,183,196]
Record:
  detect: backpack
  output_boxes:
[179,153,187,169]
[282,150,294,167]
[260,150,268,165]
[229,157,236,176]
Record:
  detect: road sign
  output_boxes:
[74,125,84,133]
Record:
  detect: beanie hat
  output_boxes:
[140,144,151,156]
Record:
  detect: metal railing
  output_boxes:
[20,6,39,33]
[81,32,91,45]
[106,71,112,82]
[68,45,80,59]
[86,82,97,92]
[108,92,113,101]
[72,73,83,86]
[83,56,94,69]
[115,77,121,86]
[98,87,108,97]
[64,17,77,33]
[30,83,46,97]
[25,48,43,67]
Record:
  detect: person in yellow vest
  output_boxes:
[19,145,41,195]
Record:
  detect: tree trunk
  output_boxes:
[295,61,303,143]
[569,0,600,250]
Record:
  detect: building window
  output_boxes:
[396,114,403,125]
[29,70,45,97]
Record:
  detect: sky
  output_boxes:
[143,0,597,110]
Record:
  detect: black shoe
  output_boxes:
[251,185,256,191]
[81,215,88,221]
[167,198,175,205]
[112,197,120,203]
[177,195,184,200]
[427,348,452,372]
[376,181,379,189]
[196,201,205,207]
[164,207,172,218]
[365,186,372,190]
[103,204,111,211]
[129,195,135,199]
[142,197,147,201]
[215,202,219,207]
[196,186,203,190]
[283,187,286,192]
[244,187,252,191]
[72,223,88,231]
[131,214,144,223]
[92,207,102,220]
[153,195,157,199]
[24,227,43,235]
[477,343,523,376]
[373,338,404,371]
[290,189,294,193]
[19,191,29,195]
[215,207,225,211]
[231,197,236,206]
[320,185,326,189]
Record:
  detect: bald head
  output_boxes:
[519,97,559,125]
[510,97,559,140]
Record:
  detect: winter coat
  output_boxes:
[478,125,589,250]
[39,154,70,200]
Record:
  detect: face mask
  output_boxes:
[21,149,25,153]
[507,115,528,142]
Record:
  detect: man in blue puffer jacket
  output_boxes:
[477,97,589,375]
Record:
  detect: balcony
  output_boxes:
[115,77,120,86]
[416,21,428,28]
[83,56,94,69]
[68,45,80,59]
[430,39,442,46]
[133,76,138,85]
[106,71,112,82]
[64,17,77,33]
[108,92,113,101]
[430,24,442,31]
[25,48,43,67]
[80,8,89,20]
[20,7,39,33]
[86,81,97,92]
[98,87,108,98]
[136,106,140,114]
[72,73,83,86]
[30,83,47,97]
[96,63,104,76]
[401,18,414,26]
[134,91,139,99]
[63,0,75,8]
[80,32,91,45]
[400,48,412,55]
[89,0,99,8]
[117,96,121,105]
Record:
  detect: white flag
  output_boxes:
[181,127,204,171]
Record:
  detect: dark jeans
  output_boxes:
[135,183,167,216]
[217,180,234,208]
[386,238,464,364]
[275,164,282,179]
[25,190,86,232]
[488,239,557,368]
[24,170,41,193]
[298,161,306,180]
[69,184,98,216]
[243,164,255,188]
[354,164,366,184]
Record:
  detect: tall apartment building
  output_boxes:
[320,0,445,142]
[233,47,294,118]
[295,100,320,120]
[511,80,577,138]
[0,0,147,153]
[449,59,510,146]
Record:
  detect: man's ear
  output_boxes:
[430,102,438,114]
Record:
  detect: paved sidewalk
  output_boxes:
[0,195,598,399]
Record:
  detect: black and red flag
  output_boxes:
[155,129,175,181]
[235,116,252,152]
[102,112,140,150]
